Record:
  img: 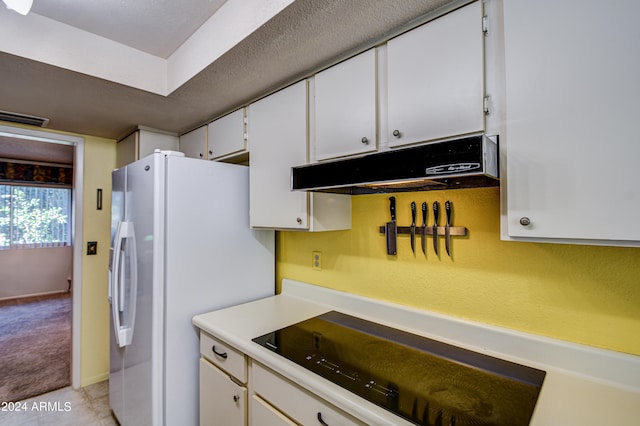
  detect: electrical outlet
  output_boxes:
[312,251,322,271]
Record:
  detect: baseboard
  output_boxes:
[0,289,69,302]
[80,372,109,389]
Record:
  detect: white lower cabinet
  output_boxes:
[198,330,366,426]
[251,362,365,426]
[199,331,248,425]
[199,358,247,426]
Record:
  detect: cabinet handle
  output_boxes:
[317,412,329,426]
[211,345,228,359]
[392,129,401,138]
[519,217,531,226]
[209,150,213,155]
[233,395,239,403]
[361,137,369,144]
[199,153,203,158]
[296,217,303,225]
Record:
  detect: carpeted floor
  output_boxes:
[0,292,71,402]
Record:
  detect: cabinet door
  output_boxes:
[314,49,377,160]
[387,1,484,147]
[200,359,247,426]
[503,0,640,243]
[179,126,208,159]
[138,129,178,158]
[251,395,297,426]
[248,81,309,229]
[116,132,137,168]
[208,109,246,160]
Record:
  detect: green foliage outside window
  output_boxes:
[0,185,71,248]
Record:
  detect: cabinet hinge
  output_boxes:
[482,15,489,36]
[483,95,491,115]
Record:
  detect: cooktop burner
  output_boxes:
[252,311,545,426]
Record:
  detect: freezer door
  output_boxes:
[122,153,162,426]
[109,167,126,423]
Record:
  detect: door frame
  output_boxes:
[0,124,84,389]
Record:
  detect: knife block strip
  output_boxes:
[379,226,467,236]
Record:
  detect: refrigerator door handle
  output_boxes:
[110,221,138,348]
[110,221,124,347]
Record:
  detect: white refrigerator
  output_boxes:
[108,150,274,426]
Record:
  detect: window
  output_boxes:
[0,185,72,249]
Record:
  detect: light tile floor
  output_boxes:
[1,380,117,426]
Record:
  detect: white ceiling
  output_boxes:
[31,0,228,58]
[0,0,458,140]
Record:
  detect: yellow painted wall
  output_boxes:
[276,188,640,355]
[80,136,116,386]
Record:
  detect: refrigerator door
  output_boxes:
[121,153,162,426]
[109,167,126,423]
[163,155,275,426]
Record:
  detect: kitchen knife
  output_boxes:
[410,201,416,253]
[445,200,452,256]
[432,201,439,255]
[421,202,427,254]
[386,196,397,255]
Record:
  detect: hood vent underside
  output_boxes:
[292,135,499,195]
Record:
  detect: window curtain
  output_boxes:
[0,161,73,186]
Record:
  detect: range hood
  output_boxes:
[292,134,499,194]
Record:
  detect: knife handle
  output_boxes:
[445,200,452,226]
[410,201,416,224]
[433,201,439,226]
[421,202,427,226]
[389,196,396,221]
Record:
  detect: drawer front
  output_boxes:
[252,362,364,426]
[200,331,247,383]
[251,395,298,426]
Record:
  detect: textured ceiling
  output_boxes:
[0,0,456,140]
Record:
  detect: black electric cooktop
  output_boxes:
[252,311,545,426]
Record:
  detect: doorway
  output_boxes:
[0,124,84,395]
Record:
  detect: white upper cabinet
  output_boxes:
[248,81,351,231]
[314,49,377,160]
[387,1,485,148]
[207,108,246,160]
[116,128,178,168]
[249,81,309,229]
[178,126,207,160]
[502,0,640,245]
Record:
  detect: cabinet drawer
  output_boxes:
[200,332,247,383]
[252,362,365,426]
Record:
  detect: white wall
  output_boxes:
[0,247,72,299]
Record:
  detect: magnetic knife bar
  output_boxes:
[378,226,467,237]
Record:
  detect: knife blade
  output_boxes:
[445,200,452,256]
[410,201,416,253]
[385,196,397,255]
[421,202,427,254]
[432,201,439,255]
